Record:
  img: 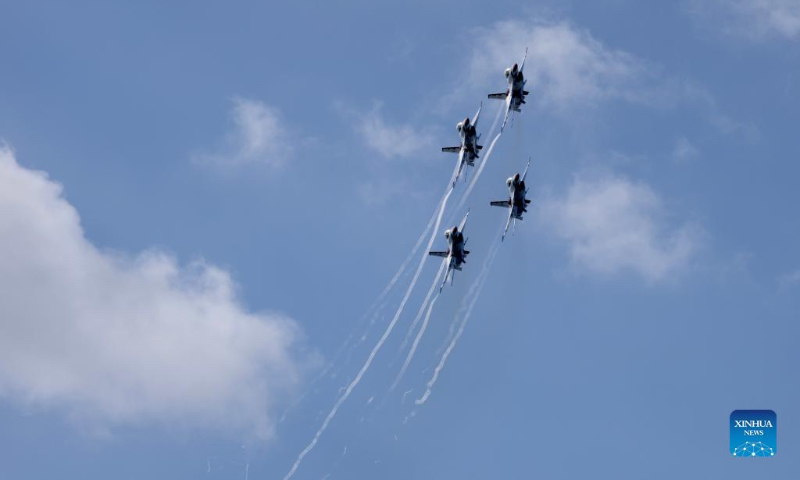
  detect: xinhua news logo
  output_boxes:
[730,410,776,457]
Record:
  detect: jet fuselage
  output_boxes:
[445,226,467,266]
[506,173,528,219]
[457,117,479,162]
[504,63,527,112]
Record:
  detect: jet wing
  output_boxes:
[521,157,531,182]
[500,104,511,132]
[442,147,461,153]
[439,253,459,292]
[458,209,470,233]
[490,200,511,207]
[452,153,466,187]
[429,251,449,258]
[440,259,453,292]
[472,102,482,128]
[519,47,528,73]
[502,209,513,241]
[488,92,508,99]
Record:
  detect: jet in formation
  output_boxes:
[442,103,484,187]
[488,48,529,132]
[429,210,471,292]
[490,158,531,241]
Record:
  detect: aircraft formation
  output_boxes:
[282,48,536,480]
[430,48,531,291]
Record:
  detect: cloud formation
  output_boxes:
[461,20,665,110]
[452,18,757,141]
[0,147,308,437]
[539,172,702,282]
[672,136,700,163]
[194,97,293,171]
[778,269,800,289]
[340,101,436,159]
[689,0,800,40]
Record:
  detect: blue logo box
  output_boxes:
[730,410,776,457]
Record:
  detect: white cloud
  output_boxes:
[690,0,800,40]
[460,20,667,110]
[341,101,437,159]
[539,172,702,282]
[194,97,293,171]
[450,18,757,140]
[778,269,800,289]
[672,136,700,163]
[0,146,310,437]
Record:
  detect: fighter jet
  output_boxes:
[490,158,531,241]
[442,103,483,187]
[487,48,529,132]
[429,210,471,292]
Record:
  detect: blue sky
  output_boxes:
[1,1,799,478]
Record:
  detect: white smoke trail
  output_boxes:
[416,233,503,405]
[282,166,459,480]
[480,101,503,153]
[394,259,445,363]
[387,105,505,391]
[434,239,488,356]
[392,122,509,389]
[392,287,441,391]
[399,105,502,403]
[369,203,439,311]
[456,131,501,212]
[390,261,446,391]
[322,199,440,365]
[451,103,503,207]
[279,192,441,424]
[332,198,440,353]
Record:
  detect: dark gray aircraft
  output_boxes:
[442,103,483,187]
[429,210,470,292]
[488,48,529,132]
[490,158,531,240]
